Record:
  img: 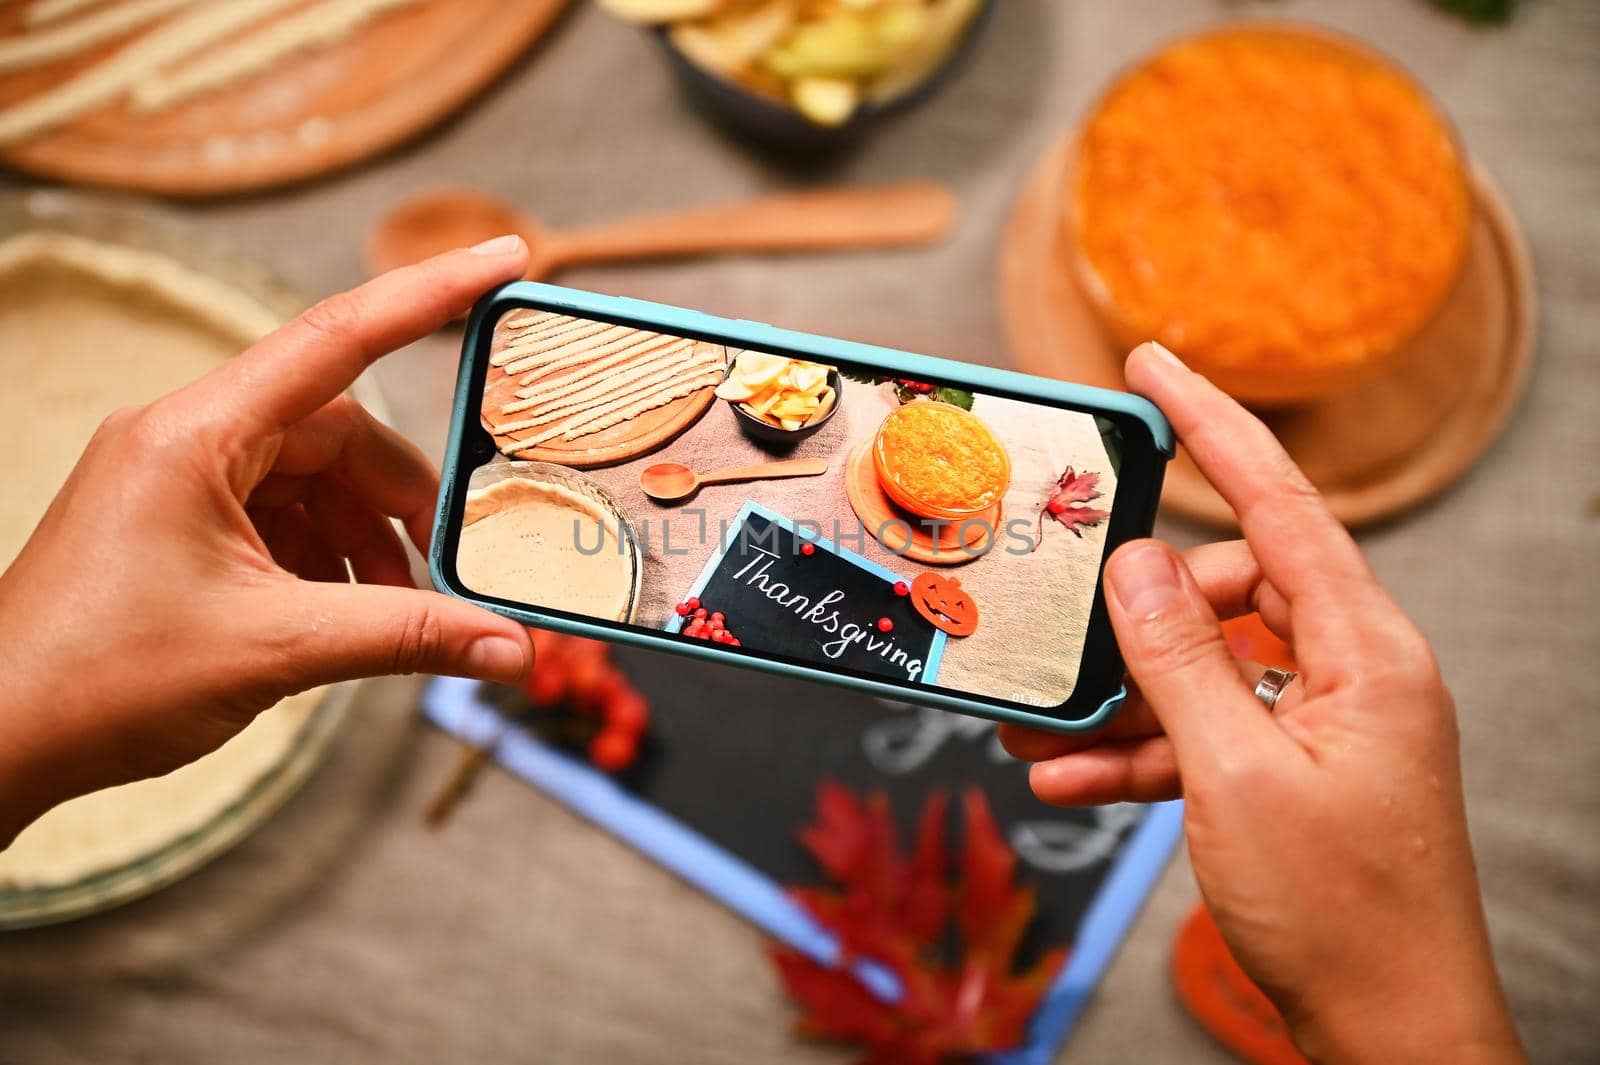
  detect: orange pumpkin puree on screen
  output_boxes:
[1072,27,1471,374]
[875,401,1010,516]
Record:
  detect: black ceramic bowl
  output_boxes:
[727,365,844,445]
[652,1,996,149]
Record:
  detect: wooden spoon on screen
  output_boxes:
[639,457,829,503]
[365,182,958,280]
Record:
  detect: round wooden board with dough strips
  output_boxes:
[999,135,1537,529]
[481,313,725,469]
[0,0,569,196]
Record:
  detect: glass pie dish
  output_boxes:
[463,459,644,626]
[0,190,366,929]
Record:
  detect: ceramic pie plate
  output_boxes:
[0,191,374,928]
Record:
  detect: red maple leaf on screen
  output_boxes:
[770,783,1066,1065]
[1035,467,1109,549]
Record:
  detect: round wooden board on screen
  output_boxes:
[482,354,720,469]
[0,0,569,196]
[999,137,1538,529]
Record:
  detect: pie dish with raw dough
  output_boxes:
[457,462,641,623]
[0,195,354,927]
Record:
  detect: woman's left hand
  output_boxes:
[0,238,536,847]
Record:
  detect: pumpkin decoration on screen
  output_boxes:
[910,572,978,637]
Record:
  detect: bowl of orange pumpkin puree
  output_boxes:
[873,400,1010,519]
[1067,24,1472,405]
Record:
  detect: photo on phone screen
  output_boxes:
[450,306,1131,711]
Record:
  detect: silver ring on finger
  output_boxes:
[1254,668,1298,711]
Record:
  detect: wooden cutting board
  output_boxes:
[481,319,722,469]
[0,0,569,196]
[999,135,1538,529]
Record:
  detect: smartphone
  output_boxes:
[430,283,1173,734]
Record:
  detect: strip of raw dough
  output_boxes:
[0,0,202,75]
[498,339,692,416]
[493,350,721,436]
[26,0,119,27]
[0,0,299,145]
[508,332,682,394]
[500,323,636,371]
[502,310,562,331]
[502,316,602,348]
[500,369,722,451]
[504,325,659,379]
[131,0,425,113]
[502,358,722,441]
[553,371,725,444]
[502,338,691,414]
[490,319,608,366]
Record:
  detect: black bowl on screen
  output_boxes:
[728,367,843,445]
[650,1,996,149]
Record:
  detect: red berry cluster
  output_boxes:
[519,630,649,772]
[674,596,742,646]
[894,378,937,395]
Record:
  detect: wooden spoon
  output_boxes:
[365,182,957,279]
[639,457,829,503]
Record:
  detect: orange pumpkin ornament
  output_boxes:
[910,573,979,637]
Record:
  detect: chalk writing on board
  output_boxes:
[861,701,1010,774]
[862,701,1144,875]
[1011,805,1143,874]
[730,545,927,681]
[678,506,943,686]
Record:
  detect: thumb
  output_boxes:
[1103,540,1286,771]
[281,583,534,686]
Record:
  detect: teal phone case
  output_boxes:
[432,282,1174,734]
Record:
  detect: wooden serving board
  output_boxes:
[999,136,1538,529]
[481,325,721,469]
[843,440,997,566]
[0,0,568,196]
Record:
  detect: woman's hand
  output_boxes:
[0,238,537,848]
[1001,344,1523,1064]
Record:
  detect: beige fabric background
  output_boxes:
[2,1,1597,1063]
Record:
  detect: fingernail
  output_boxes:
[467,234,525,257]
[1109,542,1181,620]
[1142,341,1185,370]
[464,635,528,681]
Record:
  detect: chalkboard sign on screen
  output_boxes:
[667,503,946,687]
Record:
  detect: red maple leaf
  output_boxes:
[771,783,1067,1065]
[1035,467,1109,549]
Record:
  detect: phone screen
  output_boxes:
[449,306,1134,711]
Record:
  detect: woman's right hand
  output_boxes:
[1002,344,1524,1064]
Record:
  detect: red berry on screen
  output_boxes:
[674,602,689,617]
[877,617,893,633]
[800,542,816,556]
[590,729,636,772]
[694,607,708,619]
[685,597,700,611]
[893,581,909,596]
[729,637,741,647]
[710,611,725,622]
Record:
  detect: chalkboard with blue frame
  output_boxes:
[423,648,1183,1063]
[665,502,947,688]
